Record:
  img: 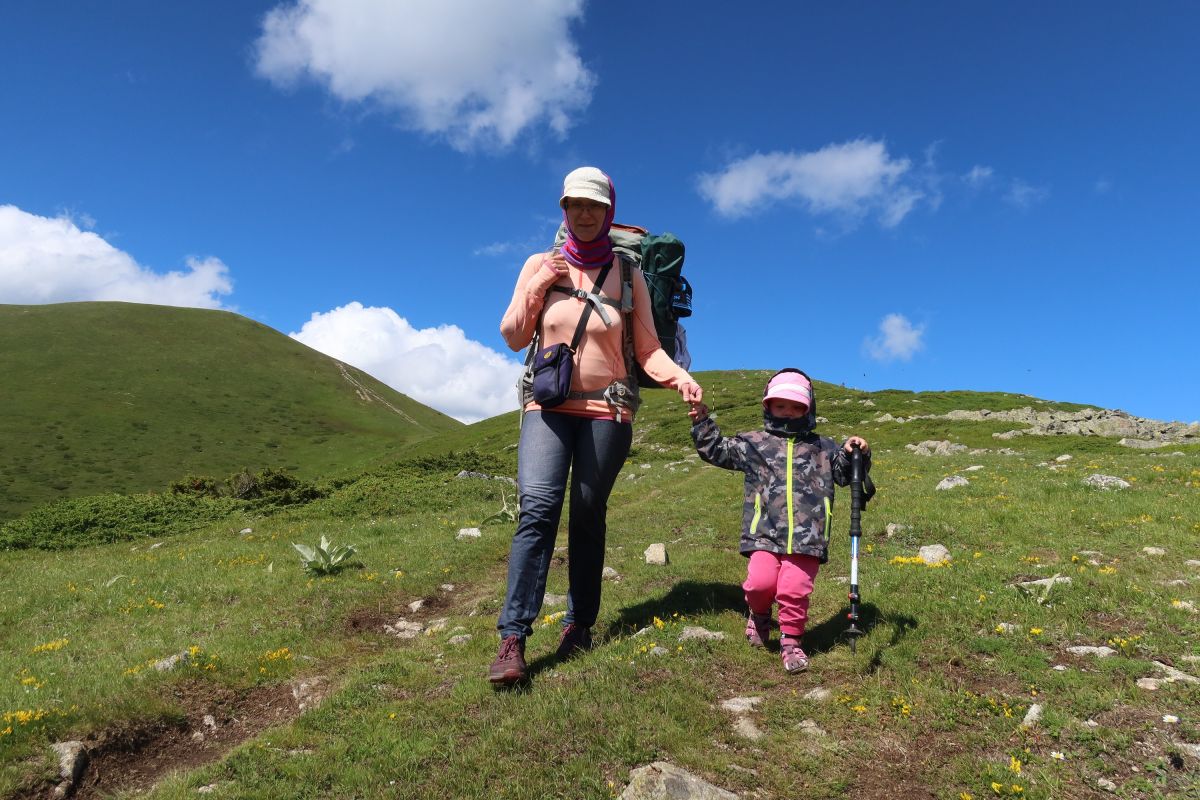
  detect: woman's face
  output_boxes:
[564,198,608,242]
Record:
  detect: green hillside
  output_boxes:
[2,372,1198,799]
[0,302,462,520]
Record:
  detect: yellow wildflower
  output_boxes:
[31,638,69,654]
[1009,756,1021,774]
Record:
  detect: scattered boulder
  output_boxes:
[291,676,329,712]
[544,593,567,607]
[907,440,968,456]
[963,465,984,472]
[1118,438,1166,449]
[796,719,827,736]
[732,717,763,741]
[152,651,191,672]
[679,627,725,642]
[936,476,969,491]
[1016,576,1072,590]
[50,741,88,797]
[384,619,424,639]
[720,697,762,714]
[1152,661,1200,685]
[1021,703,1044,729]
[1054,454,1073,463]
[407,599,426,613]
[1067,645,1117,658]
[1142,546,1166,556]
[456,528,482,540]
[1097,778,1118,793]
[885,523,909,538]
[1084,474,1131,490]
[918,544,950,565]
[644,543,669,565]
[603,566,622,582]
[803,687,833,702]
[620,762,738,800]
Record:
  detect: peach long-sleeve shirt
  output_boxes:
[501,251,695,420]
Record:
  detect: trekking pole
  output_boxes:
[845,443,865,653]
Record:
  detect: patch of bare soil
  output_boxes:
[59,680,298,800]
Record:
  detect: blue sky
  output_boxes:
[2,1,1197,424]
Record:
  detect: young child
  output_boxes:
[689,369,870,673]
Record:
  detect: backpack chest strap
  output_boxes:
[548,284,617,326]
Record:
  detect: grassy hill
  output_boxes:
[0,302,462,520]
[2,371,1198,799]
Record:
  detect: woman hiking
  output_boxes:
[489,166,703,685]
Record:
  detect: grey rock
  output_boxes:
[384,618,424,639]
[803,687,833,702]
[1152,661,1200,685]
[918,544,950,564]
[1084,474,1130,490]
[1097,778,1118,792]
[797,719,827,736]
[153,650,191,672]
[51,741,88,785]
[202,714,218,732]
[1066,646,1117,657]
[1142,546,1166,556]
[543,593,568,607]
[407,599,426,613]
[679,627,725,642]
[620,761,738,800]
[447,635,472,646]
[197,784,220,794]
[1176,742,1200,761]
[936,476,969,491]
[732,717,764,741]
[719,696,762,714]
[1017,575,1072,590]
[644,543,669,565]
[603,566,622,582]
[1021,703,1043,728]
[649,646,670,656]
[907,440,967,456]
[1054,454,1073,462]
[456,527,482,540]
[425,618,449,634]
[291,676,329,712]
[884,523,909,538]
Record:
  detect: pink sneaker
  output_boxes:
[780,637,809,673]
[745,613,774,648]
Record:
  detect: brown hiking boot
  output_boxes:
[488,635,527,685]
[554,623,593,661]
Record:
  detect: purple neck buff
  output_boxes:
[560,177,616,269]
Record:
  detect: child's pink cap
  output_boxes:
[763,372,813,410]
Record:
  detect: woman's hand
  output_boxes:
[844,436,870,454]
[688,402,709,422]
[531,251,569,294]
[679,381,703,404]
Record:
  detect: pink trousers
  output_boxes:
[743,551,821,637]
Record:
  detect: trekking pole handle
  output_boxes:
[849,444,863,540]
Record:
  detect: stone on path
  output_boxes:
[644,543,669,565]
[384,619,424,639]
[620,762,738,800]
[732,717,763,741]
[679,626,725,642]
[918,544,950,564]
[797,719,827,736]
[1067,645,1117,658]
[936,475,969,491]
[51,741,87,796]
[1152,661,1200,685]
[1084,474,1130,490]
[720,696,762,714]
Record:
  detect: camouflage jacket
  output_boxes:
[692,417,863,563]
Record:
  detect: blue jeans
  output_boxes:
[497,410,632,640]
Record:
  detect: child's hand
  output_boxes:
[844,436,869,454]
[688,402,709,422]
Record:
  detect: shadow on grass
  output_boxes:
[605,580,747,638]
[803,602,918,673]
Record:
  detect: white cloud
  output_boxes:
[864,313,925,362]
[963,165,994,187]
[290,302,522,423]
[0,205,232,308]
[1005,179,1050,208]
[697,139,925,227]
[254,0,594,150]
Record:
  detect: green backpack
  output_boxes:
[554,223,693,389]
